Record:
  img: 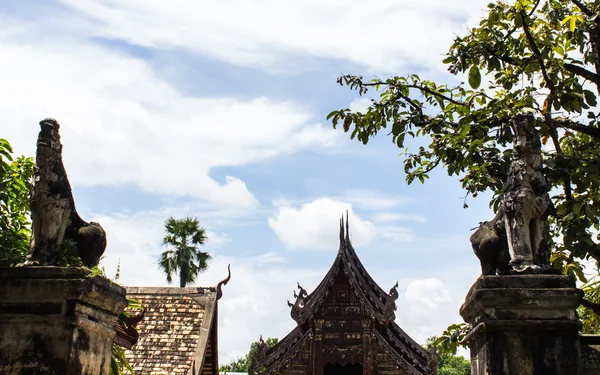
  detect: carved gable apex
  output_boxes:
[288,212,399,325]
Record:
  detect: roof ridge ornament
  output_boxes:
[287,282,308,324]
[345,210,350,243]
[383,281,399,323]
[216,264,231,300]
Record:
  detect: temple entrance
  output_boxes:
[323,362,362,375]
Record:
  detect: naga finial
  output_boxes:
[289,282,308,324]
[383,281,400,323]
[216,264,231,300]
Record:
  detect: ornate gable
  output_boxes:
[253,214,434,375]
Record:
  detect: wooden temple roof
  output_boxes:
[255,214,432,375]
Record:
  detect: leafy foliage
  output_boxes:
[438,354,471,375]
[158,216,211,288]
[0,139,34,266]
[430,324,471,355]
[219,337,279,373]
[328,0,600,354]
[110,344,135,375]
[328,0,600,270]
[425,336,471,375]
[579,276,600,333]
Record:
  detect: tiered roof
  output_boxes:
[254,214,432,375]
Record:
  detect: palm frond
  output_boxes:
[158,216,212,287]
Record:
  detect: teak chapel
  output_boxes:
[251,215,436,375]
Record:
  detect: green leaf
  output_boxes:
[489,56,501,71]
[584,90,597,106]
[468,66,481,89]
[343,116,352,132]
[515,12,523,28]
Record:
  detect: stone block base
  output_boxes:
[0,267,127,375]
[460,275,583,375]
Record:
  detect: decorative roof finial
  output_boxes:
[216,264,231,300]
[345,210,350,242]
[339,216,344,242]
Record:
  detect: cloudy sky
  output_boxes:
[1,0,496,362]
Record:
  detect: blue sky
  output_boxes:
[1,0,496,361]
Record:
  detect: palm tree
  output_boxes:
[158,216,211,287]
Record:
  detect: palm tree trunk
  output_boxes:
[179,265,186,288]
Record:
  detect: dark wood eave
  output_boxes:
[386,322,430,372]
[374,329,428,375]
[259,327,311,375]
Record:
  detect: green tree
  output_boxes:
[328,0,600,286]
[0,139,34,266]
[219,337,279,373]
[158,216,211,288]
[425,337,471,375]
[328,0,600,348]
[438,354,471,375]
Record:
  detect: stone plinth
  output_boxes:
[460,275,583,375]
[0,267,127,375]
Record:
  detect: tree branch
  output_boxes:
[545,95,573,201]
[565,63,600,86]
[406,84,467,106]
[581,298,600,314]
[551,118,600,140]
[363,81,468,106]
[571,0,595,17]
[423,158,441,174]
[521,11,556,91]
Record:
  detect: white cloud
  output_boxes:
[337,189,412,211]
[0,27,340,209]
[405,278,451,313]
[372,212,427,223]
[268,198,375,250]
[205,231,231,247]
[376,225,419,242]
[349,98,372,113]
[56,0,489,73]
[395,278,458,344]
